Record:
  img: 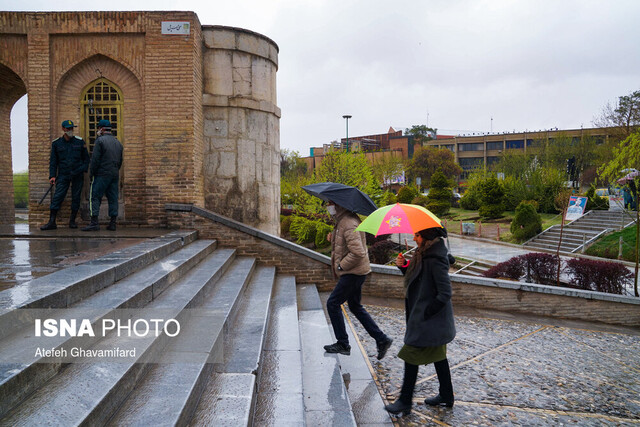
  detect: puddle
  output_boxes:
[0,237,145,292]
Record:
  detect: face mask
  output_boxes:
[64,130,74,137]
[96,129,103,137]
[327,205,337,216]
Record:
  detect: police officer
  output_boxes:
[82,119,123,231]
[40,120,89,230]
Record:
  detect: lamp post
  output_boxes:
[342,114,352,152]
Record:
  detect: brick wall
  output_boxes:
[167,205,640,327]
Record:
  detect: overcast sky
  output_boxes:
[6,0,640,172]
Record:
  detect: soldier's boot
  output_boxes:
[68,210,78,229]
[40,210,58,231]
[106,216,117,231]
[82,216,99,231]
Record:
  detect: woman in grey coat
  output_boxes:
[385,226,456,416]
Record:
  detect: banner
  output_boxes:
[565,196,587,221]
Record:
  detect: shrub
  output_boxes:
[521,253,559,285]
[585,185,609,211]
[565,258,632,294]
[397,185,419,203]
[427,200,451,216]
[483,257,525,280]
[369,239,397,265]
[379,191,397,206]
[289,216,317,244]
[460,191,481,210]
[314,222,333,248]
[484,252,558,285]
[281,215,293,235]
[411,195,429,207]
[510,202,542,242]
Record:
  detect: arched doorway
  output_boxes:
[80,78,124,220]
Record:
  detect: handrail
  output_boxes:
[570,228,610,253]
[455,260,477,275]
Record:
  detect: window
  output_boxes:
[505,140,524,149]
[441,144,454,152]
[458,157,484,170]
[81,78,123,153]
[486,141,503,151]
[458,143,483,152]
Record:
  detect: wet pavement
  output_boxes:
[348,302,640,426]
[0,224,166,292]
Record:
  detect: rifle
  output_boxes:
[38,183,54,205]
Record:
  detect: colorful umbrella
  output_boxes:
[617,170,640,185]
[355,203,442,236]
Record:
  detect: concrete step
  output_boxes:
[330,305,394,425]
[185,265,276,426]
[525,242,579,252]
[0,239,217,419]
[297,284,357,426]
[0,230,198,340]
[253,276,305,426]
[107,258,262,426]
[0,248,237,426]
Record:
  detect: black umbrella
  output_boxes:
[302,182,378,216]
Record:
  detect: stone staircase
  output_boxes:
[0,231,391,426]
[453,259,495,277]
[523,210,635,253]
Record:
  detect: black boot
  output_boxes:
[106,216,117,231]
[425,359,454,407]
[69,210,78,229]
[385,362,418,416]
[82,216,99,231]
[40,210,58,230]
[384,399,412,416]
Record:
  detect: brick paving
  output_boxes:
[349,304,640,426]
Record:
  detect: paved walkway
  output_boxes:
[347,302,640,426]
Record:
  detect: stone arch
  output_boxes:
[0,62,27,224]
[54,54,144,222]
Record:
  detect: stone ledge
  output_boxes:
[202,94,281,117]
[451,273,640,305]
[166,204,329,265]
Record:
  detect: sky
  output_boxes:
[5,0,640,172]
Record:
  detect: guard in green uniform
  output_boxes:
[40,120,89,230]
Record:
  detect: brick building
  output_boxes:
[0,12,281,234]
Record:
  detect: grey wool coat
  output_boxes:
[399,238,456,347]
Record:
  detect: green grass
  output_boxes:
[585,225,638,262]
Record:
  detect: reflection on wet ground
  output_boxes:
[0,237,144,292]
[0,223,162,292]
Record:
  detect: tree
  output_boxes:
[280,149,308,179]
[478,176,505,219]
[426,169,452,216]
[314,150,381,199]
[371,152,405,190]
[407,146,462,189]
[594,89,640,139]
[405,125,437,145]
[598,131,640,296]
[280,150,311,207]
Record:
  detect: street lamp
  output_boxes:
[342,115,352,152]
